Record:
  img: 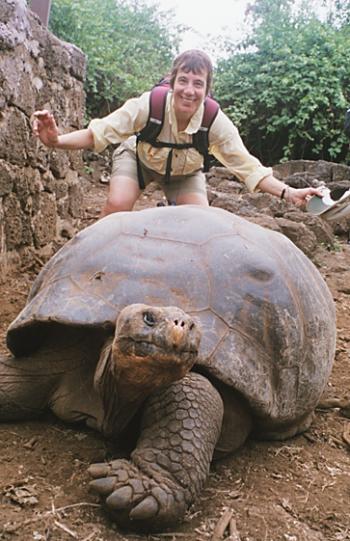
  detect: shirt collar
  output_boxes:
[168,91,205,134]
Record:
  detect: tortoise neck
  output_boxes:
[94,339,152,438]
[94,336,198,438]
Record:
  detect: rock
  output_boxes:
[0,0,86,276]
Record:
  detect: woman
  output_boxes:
[32,50,321,216]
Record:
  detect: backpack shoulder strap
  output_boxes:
[201,96,220,131]
[193,96,220,168]
[138,82,170,142]
[136,81,170,189]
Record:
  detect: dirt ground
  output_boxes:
[0,174,350,541]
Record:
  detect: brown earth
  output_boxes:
[0,173,350,541]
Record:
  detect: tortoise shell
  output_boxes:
[7,206,336,432]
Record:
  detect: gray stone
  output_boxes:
[0,1,86,275]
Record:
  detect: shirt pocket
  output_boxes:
[138,142,170,174]
[180,147,203,174]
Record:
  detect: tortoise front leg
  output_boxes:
[0,353,57,420]
[89,372,223,530]
[0,327,104,424]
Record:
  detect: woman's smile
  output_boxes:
[172,69,207,126]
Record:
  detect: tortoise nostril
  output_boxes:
[189,323,195,331]
[181,321,185,328]
[174,319,178,325]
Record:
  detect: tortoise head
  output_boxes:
[116,303,199,355]
[95,304,201,437]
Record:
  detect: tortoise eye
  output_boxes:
[143,311,156,327]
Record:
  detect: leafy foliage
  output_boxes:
[49,0,180,118]
[214,0,350,164]
[327,0,350,26]
[48,0,350,164]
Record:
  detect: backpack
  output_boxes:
[136,79,220,189]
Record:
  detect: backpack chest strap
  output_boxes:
[149,140,194,149]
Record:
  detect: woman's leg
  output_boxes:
[163,170,209,207]
[100,144,142,217]
[176,192,209,206]
[100,175,141,217]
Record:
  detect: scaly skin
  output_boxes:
[89,372,223,531]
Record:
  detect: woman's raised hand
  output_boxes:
[31,110,59,147]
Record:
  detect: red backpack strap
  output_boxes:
[138,83,170,142]
[136,82,170,189]
[201,96,220,131]
[193,96,220,169]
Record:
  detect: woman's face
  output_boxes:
[172,68,207,125]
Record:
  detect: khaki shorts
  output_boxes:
[111,146,206,203]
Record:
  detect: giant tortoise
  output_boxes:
[0,205,336,531]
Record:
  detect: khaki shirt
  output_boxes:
[89,91,272,192]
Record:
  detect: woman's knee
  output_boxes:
[101,175,140,216]
[176,192,209,206]
[103,196,134,214]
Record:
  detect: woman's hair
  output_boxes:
[169,50,213,94]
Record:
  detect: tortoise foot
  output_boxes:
[90,373,224,531]
[89,458,188,530]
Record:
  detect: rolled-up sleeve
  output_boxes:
[88,92,150,153]
[209,110,272,192]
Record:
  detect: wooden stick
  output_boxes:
[342,424,350,448]
[54,520,78,539]
[54,502,100,513]
[225,517,241,541]
[211,508,234,541]
[81,532,98,541]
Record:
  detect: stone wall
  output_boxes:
[272,159,350,188]
[207,160,350,259]
[0,0,86,278]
